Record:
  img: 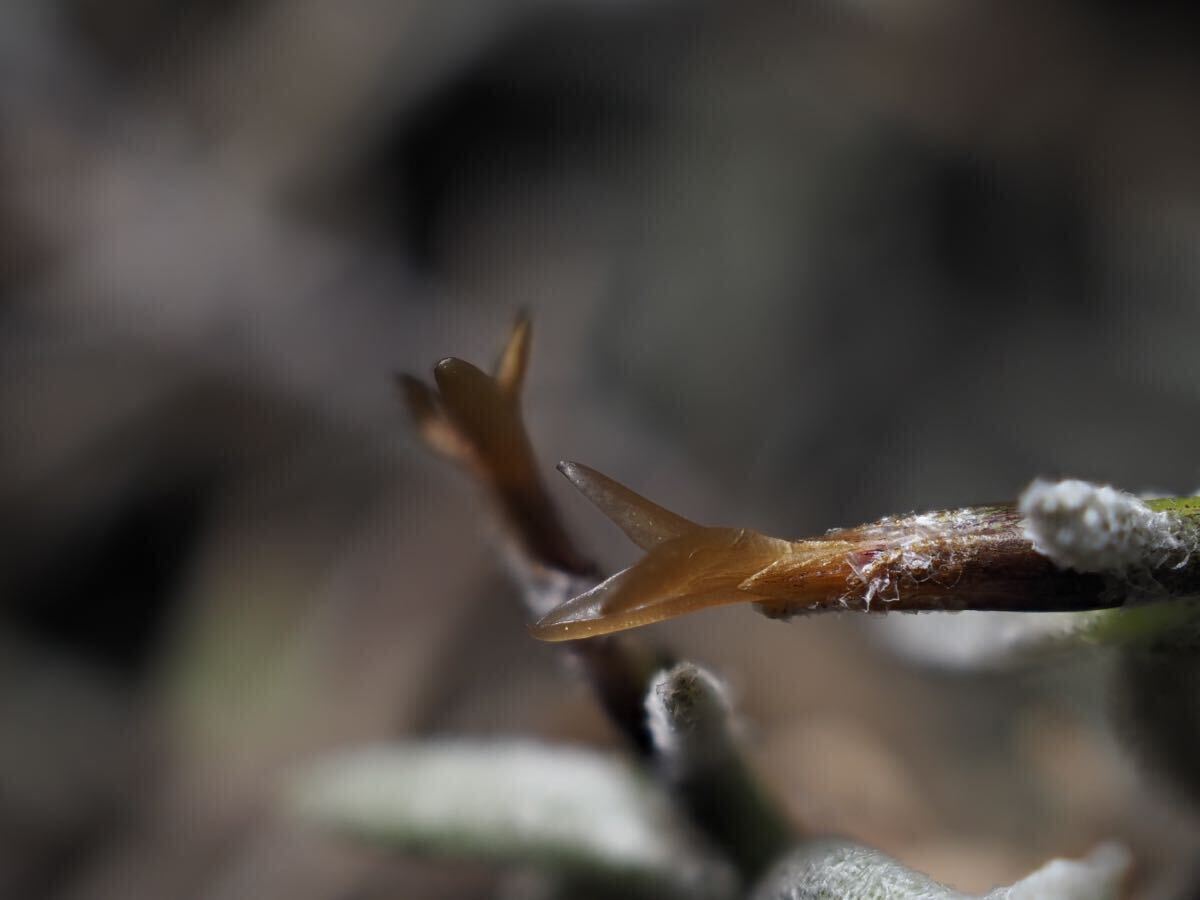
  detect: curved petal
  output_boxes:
[532,526,790,640]
[558,461,699,550]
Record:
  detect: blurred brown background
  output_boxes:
[3,1,1200,897]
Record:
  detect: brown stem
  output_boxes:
[397,317,671,755]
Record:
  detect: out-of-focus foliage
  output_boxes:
[291,740,736,899]
[752,840,1129,900]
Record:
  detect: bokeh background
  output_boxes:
[4,1,1200,897]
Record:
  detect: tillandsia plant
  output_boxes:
[284,314,1197,899]
[532,465,1200,641]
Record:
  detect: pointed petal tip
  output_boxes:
[531,583,762,641]
[432,356,461,378]
[529,568,641,641]
[554,462,699,550]
[495,312,533,395]
[434,356,486,376]
[556,459,587,485]
[529,603,614,642]
[509,310,532,346]
[432,357,497,405]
